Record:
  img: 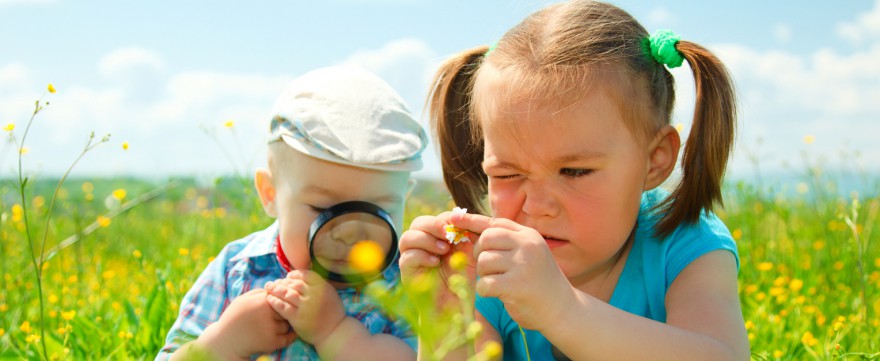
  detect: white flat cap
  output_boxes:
[269,65,428,171]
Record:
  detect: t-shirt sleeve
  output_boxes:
[664,211,740,288]
[155,246,235,360]
[475,294,506,334]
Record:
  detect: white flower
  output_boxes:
[445,207,470,244]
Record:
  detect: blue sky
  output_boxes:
[2,0,879,186]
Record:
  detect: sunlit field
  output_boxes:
[1,91,878,360]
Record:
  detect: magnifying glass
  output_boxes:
[308,201,399,286]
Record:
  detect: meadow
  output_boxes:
[1,91,878,360]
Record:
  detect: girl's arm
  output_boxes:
[540,250,749,361]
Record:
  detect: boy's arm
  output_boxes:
[313,317,416,360]
[157,249,232,360]
[266,271,416,360]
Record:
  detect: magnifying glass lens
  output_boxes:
[312,213,392,275]
[308,201,398,285]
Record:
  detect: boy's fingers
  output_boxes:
[267,294,298,319]
[276,329,298,348]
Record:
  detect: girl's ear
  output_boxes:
[644,125,681,190]
[254,168,278,217]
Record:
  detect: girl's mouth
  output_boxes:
[543,235,568,249]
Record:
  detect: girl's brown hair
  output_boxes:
[428,0,736,238]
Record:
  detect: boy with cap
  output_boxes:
[158,65,428,360]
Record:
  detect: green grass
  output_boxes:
[0,174,877,360]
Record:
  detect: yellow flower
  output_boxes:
[26,334,40,344]
[801,331,818,346]
[0,328,4,337]
[48,83,56,93]
[482,341,502,360]
[112,188,127,200]
[744,320,754,330]
[757,262,773,271]
[224,120,235,128]
[449,251,469,271]
[82,182,94,193]
[803,134,814,144]
[349,241,384,273]
[731,229,742,241]
[61,310,76,321]
[133,250,142,259]
[2,123,13,132]
[789,279,804,292]
[20,321,32,333]
[179,248,190,256]
[773,350,784,358]
[48,294,59,304]
[97,216,111,227]
[122,141,129,150]
[19,146,30,154]
[0,304,7,312]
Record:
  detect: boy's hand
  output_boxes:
[196,288,296,359]
[452,213,574,332]
[398,212,477,309]
[266,270,346,347]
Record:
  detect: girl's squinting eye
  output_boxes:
[490,174,520,180]
[560,168,593,178]
[308,205,327,213]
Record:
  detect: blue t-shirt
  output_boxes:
[475,189,739,360]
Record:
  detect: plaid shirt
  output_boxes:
[156,221,414,360]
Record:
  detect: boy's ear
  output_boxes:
[254,168,278,217]
[644,125,681,190]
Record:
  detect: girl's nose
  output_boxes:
[329,219,369,246]
[520,180,560,219]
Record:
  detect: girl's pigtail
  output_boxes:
[656,41,736,237]
[427,46,490,215]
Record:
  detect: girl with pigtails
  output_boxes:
[398,0,750,360]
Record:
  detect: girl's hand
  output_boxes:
[197,288,296,359]
[265,270,346,347]
[398,212,476,308]
[452,213,575,331]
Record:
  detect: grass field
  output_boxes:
[1,95,878,360]
[0,173,877,360]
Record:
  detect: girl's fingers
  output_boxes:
[399,248,441,275]
[449,212,521,235]
[475,274,505,299]
[472,227,518,255]
[475,249,510,277]
[399,229,451,255]
[401,215,453,249]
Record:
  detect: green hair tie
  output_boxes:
[485,41,497,57]
[649,29,684,68]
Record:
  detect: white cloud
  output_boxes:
[773,23,792,43]
[836,0,880,44]
[647,6,675,26]
[0,41,450,179]
[98,47,165,80]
